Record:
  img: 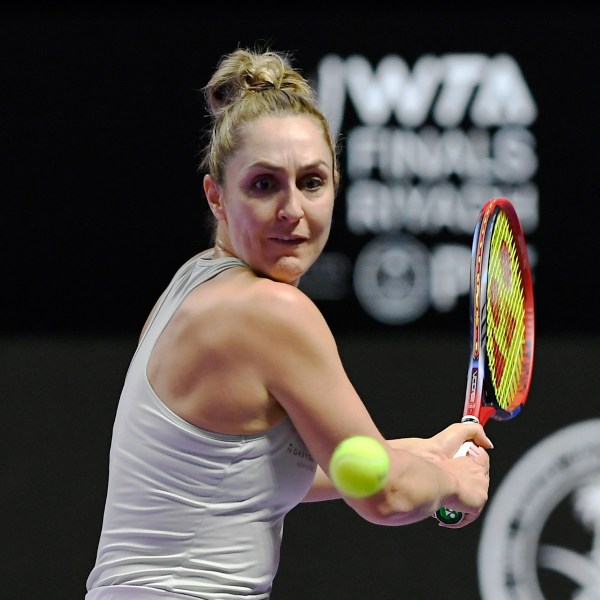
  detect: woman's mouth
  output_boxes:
[270,236,305,245]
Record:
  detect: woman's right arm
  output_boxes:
[245,280,492,528]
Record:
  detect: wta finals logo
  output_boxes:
[477,419,600,599]
[302,52,539,326]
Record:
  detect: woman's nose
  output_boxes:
[277,187,304,221]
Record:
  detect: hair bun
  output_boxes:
[203,48,314,118]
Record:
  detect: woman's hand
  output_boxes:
[388,423,493,528]
[388,422,493,462]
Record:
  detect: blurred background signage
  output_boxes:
[301,53,539,327]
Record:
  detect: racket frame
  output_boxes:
[462,198,535,428]
[434,197,535,526]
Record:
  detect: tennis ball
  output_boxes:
[329,436,390,498]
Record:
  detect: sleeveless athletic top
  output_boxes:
[86,251,317,600]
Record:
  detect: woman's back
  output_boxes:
[86,253,316,599]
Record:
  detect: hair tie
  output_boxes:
[251,80,275,92]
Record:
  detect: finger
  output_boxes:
[467,444,481,458]
[457,422,491,445]
[472,426,494,449]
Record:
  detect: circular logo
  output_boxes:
[434,506,464,526]
[352,234,430,325]
[478,419,600,599]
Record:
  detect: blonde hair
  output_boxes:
[200,47,339,185]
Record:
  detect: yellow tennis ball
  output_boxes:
[329,436,390,498]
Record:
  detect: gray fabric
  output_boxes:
[86,252,316,599]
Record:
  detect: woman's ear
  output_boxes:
[203,174,225,220]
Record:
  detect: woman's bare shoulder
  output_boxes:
[243,277,332,341]
[177,269,331,349]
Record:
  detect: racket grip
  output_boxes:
[432,441,473,525]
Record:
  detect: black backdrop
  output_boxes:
[3,5,599,600]
[4,4,600,337]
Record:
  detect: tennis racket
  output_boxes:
[434,197,535,525]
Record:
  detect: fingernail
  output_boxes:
[486,437,494,449]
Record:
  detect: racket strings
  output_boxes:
[486,213,526,410]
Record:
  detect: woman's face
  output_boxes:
[205,115,336,286]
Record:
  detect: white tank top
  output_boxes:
[86,251,317,599]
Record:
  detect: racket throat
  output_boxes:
[462,406,496,427]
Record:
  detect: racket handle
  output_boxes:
[432,441,473,525]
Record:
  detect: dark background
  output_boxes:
[4,4,600,337]
[3,5,599,599]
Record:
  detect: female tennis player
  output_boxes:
[86,46,492,600]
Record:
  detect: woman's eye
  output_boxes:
[304,176,324,190]
[253,178,272,191]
